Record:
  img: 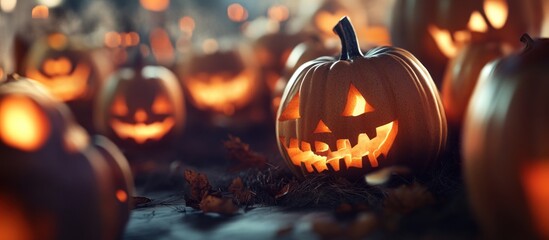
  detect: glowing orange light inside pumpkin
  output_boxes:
[268,4,289,22]
[186,70,255,115]
[0,95,50,151]
[0,195,32,240]
[152,95,172,114]
[111,96,128,116]
[521,161,549,239]
[110,117,175,144]
[342,84,374,116]
[484,0,508,29]
[26,61,91,102]
[428,25,460,58]
[278,93,300,121]
[150,28,174,66]
[468,11,488,33]
[139,0,169,12]
[116,190,128,203]
[314,120,332,133]
[42,57,72,76]
[47,33,67,50]
[227,3,248,22]
[280,121,398,173]
[31,5,48,19]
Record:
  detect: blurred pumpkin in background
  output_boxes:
[463,35,549,240]
[95,64,185,149]
[390,0,543,87]
[276,17,446,178]
[0,75,133,240]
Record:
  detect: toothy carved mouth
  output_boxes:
[280,121,398,173]
[111,117,175,144]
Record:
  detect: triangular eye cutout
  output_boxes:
[152,95,172,114]
[314,120,332,133]
[342,84,374,116]
[278,93,300,121]
[111,96,128,116]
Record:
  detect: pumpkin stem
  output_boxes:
[333,16,363,60]
[520,34,535,51]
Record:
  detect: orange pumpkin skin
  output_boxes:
[463,35,549,239]
[0,75,134,240]
[95,65,185,149]
[389,0,543,86]
[441,41,505,127]
[276,17,447,178]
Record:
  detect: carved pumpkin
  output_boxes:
[463,35,549,239]
[276,17,447,177]
[0,75,134,240]
[95,65,185,148]
[390,0,543,86]
[182,50,258,116]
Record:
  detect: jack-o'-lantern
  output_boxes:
[463,35,549,239]
[95,65,185,148]
[182,50,258,116]
[20,32,102,133]
[390,0,543,86]
[276,17,447,178]
[0,75,134,240]
[272,36,339,117]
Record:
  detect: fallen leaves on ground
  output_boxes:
[199,194,238,215]
[224,135,267,171]
[184,170,212,209]
[228,177,254,205]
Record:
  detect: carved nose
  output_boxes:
[314,120,332,133]
[134,109,148,123]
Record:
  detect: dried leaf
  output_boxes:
[184,170,211,209]
[275,183,290,199]
[199,194,238,215]
[224,135,267,171]
[383,182,435,215]
[228,177,254,205]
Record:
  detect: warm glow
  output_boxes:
[179,16,195,33]
[120,32,139,47]
[37,0,61,8]
[31,5,48,19]
[278,93,300,121]
[63,125,89,153]
[111,117,175,144]
[280,121,398,173]
[314,120,332,133]
[468,11,488,32]
[521,161,549,239]
[201,38,218,54]
[116,189,128,203]
[0,95,50,151]
[26,62,91,101]
[268,4,289,22]
[150,28,174,66]
[364,26,391,46]
[428,25,459,58]
[47,33,67,50]
[105,32,122,48]
[152,95,172,114]
[227,3,248,22]
[315,10,348,35]
[134,109,147,123]
[111,96,128,116]
[484,0,508,29]
[42,57,72,76]
[342,84,374,117]
[0,68,4,80]
[0,0,17,12]
[140,0,169,12]
[0,195,32,240]
[186,70,255,115]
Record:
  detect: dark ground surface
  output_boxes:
[122,108,479,240]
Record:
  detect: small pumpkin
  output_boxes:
[276,17,447,178]
[0,75,134,240]
[390,0,543,85]
[95,65,185,148]
[463,34,549,239]
[182,49,258,116]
